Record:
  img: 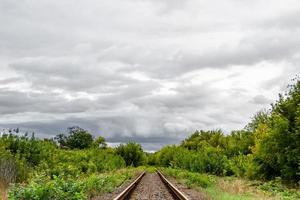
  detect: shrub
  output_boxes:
[9,168,138,200]
[9,175,86,200]
[0,148,28,186]
[228,154,252,178]
[161,168,212,188]
[156,146,230,176]
[116,142,145,167]
[55,126,94,149]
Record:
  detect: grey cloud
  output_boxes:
[149,0,189,13]
[251,95,271,104]
[2,0,300,79]
[263,9,300,30]
[133,83,220,111]
[0,89,93,114]
[9,57,142,92]
[186,36,298,68]
[0,77,23,85]
[95,31,300,79]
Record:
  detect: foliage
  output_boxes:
[225,130,254,158]
[0,147,28,189]
[162,167,300,200]
[9,175,86,200]
[8,168,139,200]
[39,148,126,178]
[250,80,300,181]
[0,128,133,199]
[181,129,227,150]
[0,132,53,167]
[258,178,300,199]
[115,142,145,167]
[83,168,137,198]
[155,145,230,176]
[55,126,94,149]
[92,136,107,149]
[0,128,126,192]
[228,154,252,178]
[161,167,212,188]
[245,111,269,132]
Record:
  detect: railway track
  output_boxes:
[113,170,189,200]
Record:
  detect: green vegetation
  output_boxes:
[0,128,142,199]
[9,168,140,200]
[116,142,146,167]
[55,126,94,149]
[161,167,300,200]
[0,79,299,199]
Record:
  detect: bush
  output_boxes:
[38,149,126,178]
[228,154,252,178]
[258,178,300,199]
[9,175,86,200]
[116,142,145,167]
[55,126,94,149]
[0,148,28,186]
[9,168,139,200]
[161,168,212,188]
[155,146,230,176]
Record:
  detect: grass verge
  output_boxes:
[160,168,300,200]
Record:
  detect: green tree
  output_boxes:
[181,129,226,150]
[251,80,300,181]
[245,110,269,132]
[115,142,145,167]
[92,136,107,149]
[225,130,254,157]
[55,126,94,149]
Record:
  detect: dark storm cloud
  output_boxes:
[0,0,300,150]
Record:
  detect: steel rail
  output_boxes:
[113,171,146,200]
[157,170,190,200]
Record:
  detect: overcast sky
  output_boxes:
[0,0,299,151]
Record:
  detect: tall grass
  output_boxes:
[160,167,300,200]
[8,167,142,200]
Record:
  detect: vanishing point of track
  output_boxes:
[113,170,189,200]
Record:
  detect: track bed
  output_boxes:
[129,173,174,200]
